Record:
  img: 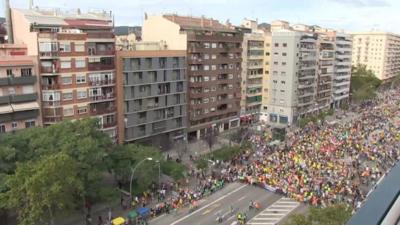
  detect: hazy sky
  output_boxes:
[1,0,399,33]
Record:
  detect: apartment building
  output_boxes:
[143,14,242,140]
[0,44,41,133]
[238,19,265,123]
[352,32,400,80]
[0,19,5,43]
[333,33,352,107]
[11,8,118,141]
[116,50,187,148]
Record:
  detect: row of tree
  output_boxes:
[0,119,185,225]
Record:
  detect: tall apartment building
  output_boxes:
[143,15,242,140]
[238,19,265,123]
[351,32,400,80]
[0,43,41,133]
[333,33,352,107]
[265,21,318,126]
[11,8,118,141]
[116,50,187,148]
[265,21,352,126]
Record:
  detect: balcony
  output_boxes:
[102,121,117,129]
[88,79,115,87]
[11,93,38,103]
[90,106,116,116]
[336,68,350,73]
[40,66,59,74]
[43,117,62,123]
[298,91,314,98]
[42,101,61,107]
[87,32,115,40]
[88,49,115,56]
[90,93,115,103]
[88,63,115,71]
[187,34,242,43]
[42,83,60,90]
[0,76,37,86]
[39,51,59,58]
[298,82,314,89]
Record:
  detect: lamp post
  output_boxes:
[129,157,153,197]
[155,160,161,191]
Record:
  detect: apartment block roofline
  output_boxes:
[117,50,186,58]
[351,31,400,37]
[162,14,237,33]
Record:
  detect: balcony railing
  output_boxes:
[40,51,59,58]
[87,32,115,39]
[88,79,115,86]
[88,50,115,56]
[40,66,59,74]
[89,93,115,102]
[0,76,37,86]
[102,121,117,129]
[90,106,116,115]
[88,64,115,71]
[42,101,61,107]
[42,83,60,90]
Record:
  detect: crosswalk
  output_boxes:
[247,197,300,225]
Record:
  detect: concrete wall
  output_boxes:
[11,9,38,56]
[142,16,187,51]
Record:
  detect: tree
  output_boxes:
[284,204,352,225]
[351,64,382,102]
[0,153,83,225]
[109,144,163,194]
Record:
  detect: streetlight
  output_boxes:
[155,160,161,191]
[129,157,153,197]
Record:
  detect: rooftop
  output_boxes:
[163,14,235,33]
[13,8,113,28]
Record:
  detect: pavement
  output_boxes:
[149,182,306,225]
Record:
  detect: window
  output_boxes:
[211,43,217,48]
[282,62,287,66]
[273,80,277,84]
[22,86,34,94]
[274,62,278,65]
[266,43,270,47]
[75,59,86,68]
[211,54,217,59]
[77,90,87,99]
[0,124,5,133]
[274,52,279,55]
[280,90,285,93]
[265,52,270,56]
[75,44,85,52]
[8,87,15,95]
[63,92,73,101]
[6,69,13,76]
[211,65,217,70]
[283,43,287,47]
[210,97,216,102]
[281,81,286,84]
[274,43,279,47]
[62,76,72,85]
[10,122,18,130]
[203,98,209,103]
[281,72,286,76]
[282,53,287,56]
[63,107,74,116]
[60,60,71,69]
[204,43,210,48]
[204,54,210,59]
[77,106,88,114]
[59,43,71,52]
[76,75,86,84]
[203,76,209,81]
[203,65,210,71]
[21,68,32,76]
[25,120,35,128]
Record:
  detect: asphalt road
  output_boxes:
[149,182,306,225]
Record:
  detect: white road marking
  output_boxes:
[237,196,246,201]
[247,197,300,225]
[230,221,238,225]
[169,184,247,225]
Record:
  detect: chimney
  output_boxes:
[5,0,14,44]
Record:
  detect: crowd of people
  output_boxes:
[118,88,399,224]
[226,88,400,209]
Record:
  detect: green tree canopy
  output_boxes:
[0,152,83,225]
[284,204,353,225]
[351,64,382,102]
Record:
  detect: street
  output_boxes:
[149,182,306,225]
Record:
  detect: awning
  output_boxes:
[137,207,150,216]
[0,105,13,114]
[127,210,138,219]
[11,102,39,112]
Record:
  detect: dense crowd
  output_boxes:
[226,88,400,209]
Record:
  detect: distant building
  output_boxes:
[11,8,118,141]
[142,14,242,140]
[0,43,42,133]
[351,32,400,80]
[0,17,6,44]
[116,49,187,148]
